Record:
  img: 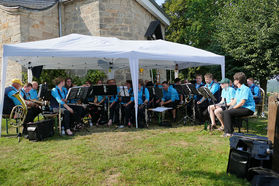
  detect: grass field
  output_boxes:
[0,118,267,185]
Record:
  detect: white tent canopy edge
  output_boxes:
[0,34,225,137]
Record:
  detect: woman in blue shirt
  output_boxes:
[208,78,235,131]
[222,72,255,137]
[50,77,82,136]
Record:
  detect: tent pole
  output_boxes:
[27,68,33,83]
[0,56,8,137]
[221,62,225,79]
[129,56,139,128]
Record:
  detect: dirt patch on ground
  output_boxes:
[103,169,121,186]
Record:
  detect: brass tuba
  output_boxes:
[9,92,28,128]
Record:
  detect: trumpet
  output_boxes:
[9,92,28,128]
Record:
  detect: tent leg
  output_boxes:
[221,63,225,79]
[129,56,139,128]
[0,57,8,138]
[27,68,33,83]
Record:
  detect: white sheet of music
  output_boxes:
[151,107,173,112]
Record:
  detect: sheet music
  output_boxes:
[151,107,173,112]
[119,86,129,97]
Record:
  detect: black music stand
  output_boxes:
[198,87,217,103]
[66,87,80,101]
[177,83,201,125]
[38,83,51,101]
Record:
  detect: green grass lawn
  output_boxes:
[0,118,267,185]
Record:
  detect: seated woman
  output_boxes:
[50,77,82,136]
[208,78,236,131]
[222,72,255,137]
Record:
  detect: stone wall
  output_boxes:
[0,8,21,89]
[98,0,167,83]
[20,5,59,42]
[63,0,100,36]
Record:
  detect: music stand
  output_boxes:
[179,83,201,125]
[104,85,117,96]
[118,86,129,97]
[38,83,51,101]
[198,87,217,103]
[66,87,79,100]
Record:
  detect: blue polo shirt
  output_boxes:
[194,82,204,100]
[206,81,220,95]
[138,87,150,105]
[51,86,67,106]
[29,89,38,100]
[221,87,235,104]
[234,84,255,112]
[7,86,22,105]
[109,87,120,103]
[162,86,179,102]
[20,88,31,100]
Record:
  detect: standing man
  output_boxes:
[160,81,180,121]
[247,78,261,104]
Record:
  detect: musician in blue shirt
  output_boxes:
[3,80,41,136]
[50,77,82,136]
[137,80,150,128]
[107,79,120,126]
[29,81,39,100]
[20,83,32,100]
[194,74,204,101]
[197,73,221,122]
[160,81,180,121]
[222,72,255,137]
[120,80,134,127]
[208,78,236,131]
[247,78,261,104]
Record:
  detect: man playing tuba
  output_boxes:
[3,79,41,137]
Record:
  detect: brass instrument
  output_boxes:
[9,92,28,128]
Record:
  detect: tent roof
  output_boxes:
[3,34,225,70]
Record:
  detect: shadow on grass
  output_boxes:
[178,170,248,185]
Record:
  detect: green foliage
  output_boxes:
[84,70,106,84]
[163,0,229,81]
[23,69,106,88]
[215,0,279,89]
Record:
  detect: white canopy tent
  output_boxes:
[0,34,225,137]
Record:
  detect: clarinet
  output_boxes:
[224,98,228,110]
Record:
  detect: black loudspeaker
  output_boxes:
[227,149,251,178]
[27,119,54,141]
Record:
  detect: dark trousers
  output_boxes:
[109,102,119,123]
[22,107,42,134]
[223,108,254,134]
[63,105,83,130]
[138,105,146,128]
[197,100,210,123]
[121,103,134,125]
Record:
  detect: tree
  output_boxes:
[215,0,279,91]
[163,0,230,80]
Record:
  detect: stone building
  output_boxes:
[0,0,170,87]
